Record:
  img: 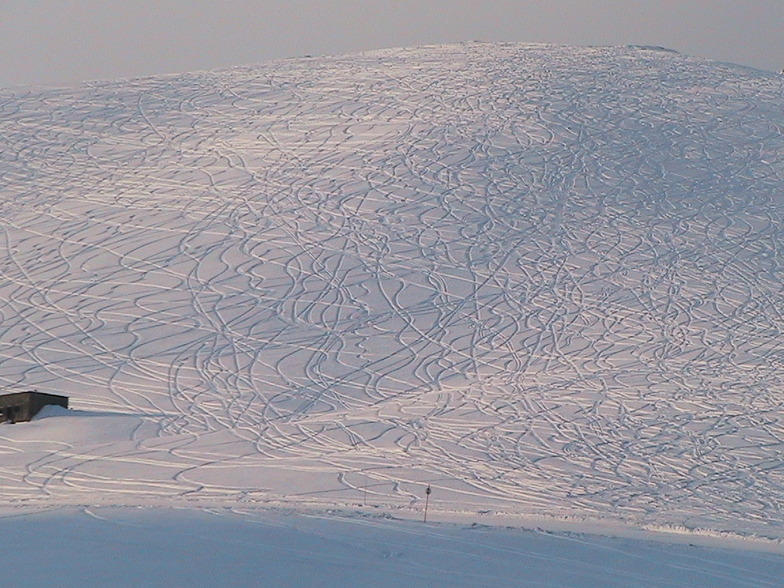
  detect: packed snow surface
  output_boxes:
[1,43,783,550]
[1,506,782,588]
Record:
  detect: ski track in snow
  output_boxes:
[0,44,783,540]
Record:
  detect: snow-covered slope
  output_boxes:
[1,43,782,540]
[2,506,782,588]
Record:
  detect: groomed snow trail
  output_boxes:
[0,44,783,539]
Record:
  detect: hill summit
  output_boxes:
[1,43,782,537]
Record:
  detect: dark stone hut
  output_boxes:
[0,391,69,423]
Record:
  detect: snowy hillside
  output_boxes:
[1,43,783,541]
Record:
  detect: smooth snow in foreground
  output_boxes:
[1,43,783,574]
[0,507,782,588]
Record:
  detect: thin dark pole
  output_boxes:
[424,485,431,523]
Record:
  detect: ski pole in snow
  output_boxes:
[424,485,431,523]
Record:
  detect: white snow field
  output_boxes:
[1,43,783,582]
[0,506,782,588]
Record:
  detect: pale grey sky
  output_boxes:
[1,0,782,88]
